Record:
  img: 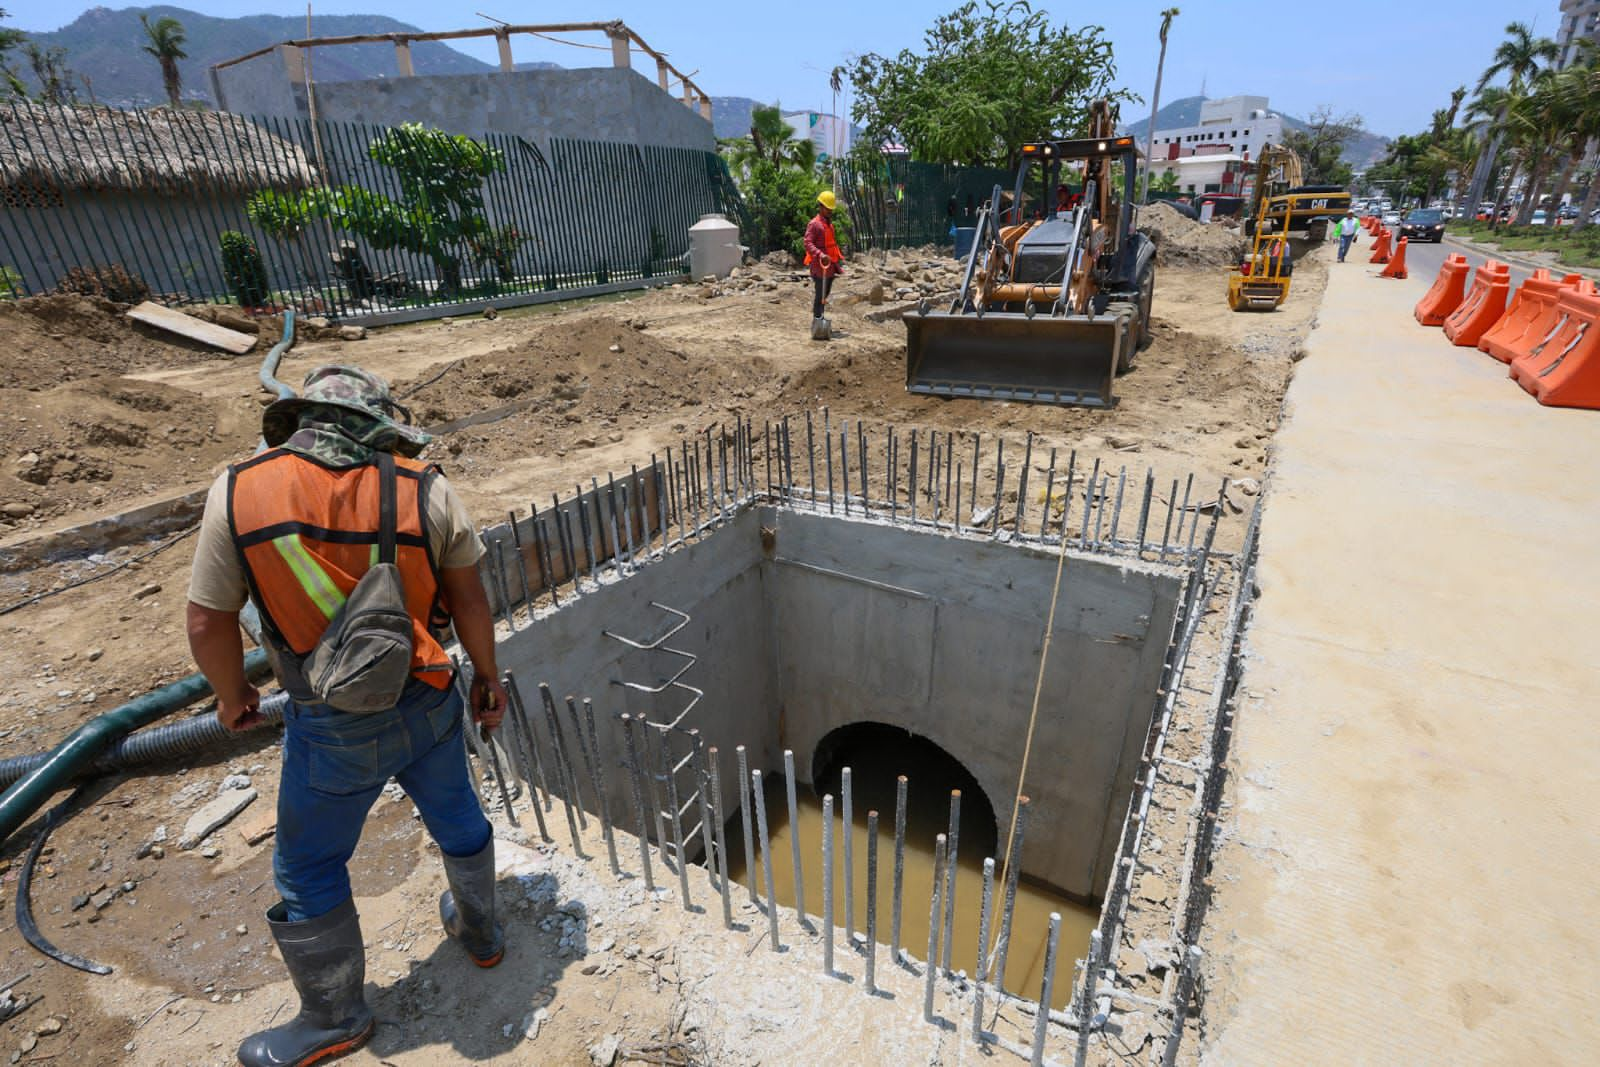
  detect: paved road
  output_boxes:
[1407,234,1535,288]
[1201,244,1600,1062]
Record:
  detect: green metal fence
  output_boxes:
[0,101,743,321]
[835,157,1014,253]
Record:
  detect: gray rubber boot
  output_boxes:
[237,898,373,1067]
[439,837,505,967]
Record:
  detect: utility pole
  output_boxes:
[1140,8,1180,205]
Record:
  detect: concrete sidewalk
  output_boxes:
[1201,254,1600,1063]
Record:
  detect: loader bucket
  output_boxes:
[903,307,1127,407]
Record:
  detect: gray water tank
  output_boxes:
[688,214,742,280]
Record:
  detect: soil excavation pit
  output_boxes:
[484,495,1187,996]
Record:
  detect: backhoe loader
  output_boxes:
[903,100,1156,408]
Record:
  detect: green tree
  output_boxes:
[252,124,505,294]
[139,14,188,109]
[1283,106,1362,186]
[23,42,75,104]
[1462,21,1559,224]
[844,1,1130,167]
[0,8,26,98]
[1151,168,1179,194]
[724,106,817,174]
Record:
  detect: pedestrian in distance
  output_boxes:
[185,365,507,1067]
[1336,210,1359,263]
[805,189,845,339]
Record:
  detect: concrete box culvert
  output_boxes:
[493,503,1184,904]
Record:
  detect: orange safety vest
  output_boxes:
[228,449,453,694]
[803,216,843,274]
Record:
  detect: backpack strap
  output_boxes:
[376,451,398,567]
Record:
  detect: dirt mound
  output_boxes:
[395,314,770,433]
[0,377,260,531]
[1139,202,1245,267]
[0,295,231,390]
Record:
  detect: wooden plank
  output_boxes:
[126,302,257,355]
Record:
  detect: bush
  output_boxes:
[54,264,150,303]
[219,231,271,307]
[738,161,853,261]
[0,266,21,299]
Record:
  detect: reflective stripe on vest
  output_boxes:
[228,449,452,689]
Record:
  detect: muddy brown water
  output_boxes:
[728,731,1096,1009]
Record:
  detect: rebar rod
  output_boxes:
[909,432,918,523]
[1039,448,1058,539]
[487,538,516,630]
[891,775,907,962]
[563,696,599,822]
[924,832,947,1023]
[503,675,553,813]
[1030,913,1063,1067]
[533,511,559,607]
[1161,945,1204,1067]
[752,768,780,950]
[620,714,654,892]
[501,678,549,842]
[822,792,836,976]
[1135,468,1155,558]
[1107,468,1127,546]
[1016,432,1034,531]
[865,809,879,995]
[707,746,732,929]
[1079,458,1100,546]
[737,745,758,904]
[842,765,855,947]
[783,750,807,927]
[824,409,835,513]
[994,795,1030,991]
[543,685,588,830]
[657,729,692,909]
[538,684,584,854]
[690,730,717,881]
[806,411,817,507]
[1159,477,1178,563]
[840,427,851,515]
[579,698,618,870]
[507,509,535,619]
[975,857,996,1043]
[942,789,961,971]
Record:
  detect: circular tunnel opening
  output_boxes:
[810,721,998,861]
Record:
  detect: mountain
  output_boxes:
[11,6,496,108]
[1120,94,1391,171]
[712,96,771,140]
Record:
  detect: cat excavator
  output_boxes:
[903,100,1156,408]
[1246,143,1350,241]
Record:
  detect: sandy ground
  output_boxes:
[1198,235,1600,1064]
[0,224,1326,1064]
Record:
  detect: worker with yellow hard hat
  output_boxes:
[803,189,844,338]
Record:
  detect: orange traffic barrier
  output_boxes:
[1380,237,1409,279]
[1510,286,1600,409]
[1478,269,1565,362]
[1414,254,1469,325]
[1368,228,1392,263]
[1442,261,1511,347]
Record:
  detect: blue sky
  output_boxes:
[5,0,1559,135]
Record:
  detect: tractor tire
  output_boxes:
[1106,301,1138,374]
[1136,264,1156,351]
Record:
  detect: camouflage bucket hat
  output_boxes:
[261,365,431,457]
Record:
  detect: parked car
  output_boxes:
[1400,208,1446,243]
[1530,209,1549,226]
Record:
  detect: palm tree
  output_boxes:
[1462,22,1558,222]
[140,14,187,109]
[1139,7,1180,204]
[725,105,817,177]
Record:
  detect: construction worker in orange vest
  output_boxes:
[804,189,845,337]
[186,366,506,1067]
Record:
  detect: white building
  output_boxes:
[1146,95,1286,194]
[1558,0,1600,67]
[782,111,852,162]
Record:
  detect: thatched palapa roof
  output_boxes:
[0,101,315,195]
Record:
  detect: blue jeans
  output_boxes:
[1338,234,1355,261]
[274,677,491,921]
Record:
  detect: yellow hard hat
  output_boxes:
[817,190,838,211]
